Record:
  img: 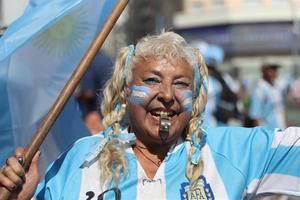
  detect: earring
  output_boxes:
[120,103,129,128]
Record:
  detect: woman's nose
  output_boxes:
[157,84,175,104]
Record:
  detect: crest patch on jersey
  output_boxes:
[180,176,214,200]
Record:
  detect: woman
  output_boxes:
[1,32,300,199]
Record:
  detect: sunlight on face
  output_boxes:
[126,57,194,146]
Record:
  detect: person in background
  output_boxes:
[199,44,223,127]
[201,44,242,127]
[249,63,288,129]
[76,51,113,134]
[290,77,300,106]
[223,66,247,109]
[223,66,249,126]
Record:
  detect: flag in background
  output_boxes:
[0,0,118,174]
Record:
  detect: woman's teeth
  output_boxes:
[152,111,174,117]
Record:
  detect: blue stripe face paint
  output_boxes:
[178,90,193,113]
[128,85,152,106]
[129,85,193,113]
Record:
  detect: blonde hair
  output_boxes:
[186,50,208,188]
[99,32,208,188]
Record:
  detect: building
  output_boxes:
[0,0,29,32]
[174,0,300,80]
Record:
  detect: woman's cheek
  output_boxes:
[177,90,193,113]
[128,85,155,106]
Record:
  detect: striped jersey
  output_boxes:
[35,126,300,199]
[204,76,222,127]
[249,79,286,129]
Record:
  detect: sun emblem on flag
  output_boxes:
[33,9,90,57]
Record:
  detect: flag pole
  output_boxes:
[0,0,129,199]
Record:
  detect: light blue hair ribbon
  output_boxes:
[113,45,135,117]
[99,126,136,155]
[114,102,122,113]
[190,52,206,165]
[191,127,207,165]
[123,44,135,80]
[103,128,136,150]
[103,126,113,138]
[81,131,136,168]
[202,78,208,93]
[99,45,136,150]
[193,63,201,95]
[108,132,136,144]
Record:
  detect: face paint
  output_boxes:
[178,90,193,113]
[129,85,152,106]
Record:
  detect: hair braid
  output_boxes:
[99,47,132,186]
[186,50,209,188]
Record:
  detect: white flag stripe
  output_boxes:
[248,173,300,196]
[272,127,300,148]
[131,90,147,98]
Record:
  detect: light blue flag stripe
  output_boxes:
[0,0,117,174]
[0,57,15,164]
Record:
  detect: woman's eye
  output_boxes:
[175,81,191,87]
[143,77,160,85]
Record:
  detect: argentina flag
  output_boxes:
[0,0,118,174]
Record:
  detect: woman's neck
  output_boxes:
[134,139,171,156]
[132,139,174,179]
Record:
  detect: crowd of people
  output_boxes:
[197,42,300,130]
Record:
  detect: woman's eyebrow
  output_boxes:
[150,70,162,76]
[148,70,190,80]
[173,74,190,80]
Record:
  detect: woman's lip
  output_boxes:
[150,110,176,117]
[148,112,175,125]
[148,113,160,124]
